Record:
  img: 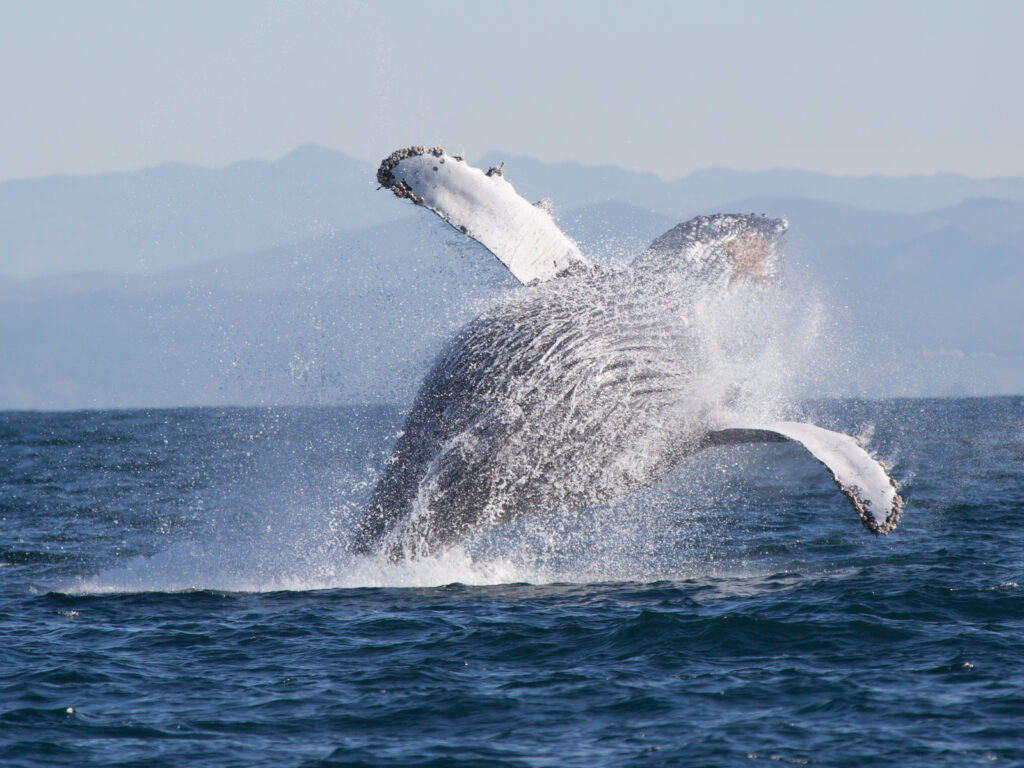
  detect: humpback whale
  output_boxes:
[352,146,902,560]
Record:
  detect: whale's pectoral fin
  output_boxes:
[705,421,902,534]
[378,146,591,286]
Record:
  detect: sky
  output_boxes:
[2,0,1023,183]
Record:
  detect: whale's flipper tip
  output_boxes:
[842,479,902,536]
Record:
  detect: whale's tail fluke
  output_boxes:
[378,147,590,285]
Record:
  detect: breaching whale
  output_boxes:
[351,146,902,560]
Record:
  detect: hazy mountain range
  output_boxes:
[2,146,1022,409]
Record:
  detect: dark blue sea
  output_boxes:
[2,397,1023,767]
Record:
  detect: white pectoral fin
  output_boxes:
[378,147,588,285]
[709,421,902,534]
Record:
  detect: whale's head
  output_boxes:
[631,213,788,293]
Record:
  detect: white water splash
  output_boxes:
[64,204,881,596]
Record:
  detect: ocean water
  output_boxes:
[2,397,1023,766]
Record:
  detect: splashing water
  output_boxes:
[65,206,862,595]
[77,271,843,595]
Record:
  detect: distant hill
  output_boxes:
[700,196,1024,396]
[0,215,515,409]
[2,195,1022,409]
[0,145,401,277]
[478,152,1024,218]
[5,145,1024,278]
[1,147,1022,408]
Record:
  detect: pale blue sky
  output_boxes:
[2,0,1022,182]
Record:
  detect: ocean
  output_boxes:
[2,397,1022,766]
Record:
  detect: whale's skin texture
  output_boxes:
[351,214,791,559]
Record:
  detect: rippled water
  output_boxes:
[2,398,1022,766]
